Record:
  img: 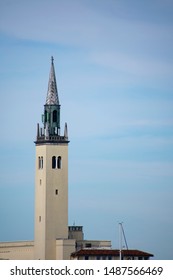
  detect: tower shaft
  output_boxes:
[34,58,69,259]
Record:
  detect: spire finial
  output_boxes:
[51,56,54,63]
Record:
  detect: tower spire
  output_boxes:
[35,57,69,144]
[46,56,59,105]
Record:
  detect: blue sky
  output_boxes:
[0,0,173,260]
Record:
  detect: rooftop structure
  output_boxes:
[71,249,154,260]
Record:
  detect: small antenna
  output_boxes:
[119,222,128,260]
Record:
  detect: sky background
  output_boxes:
[0,0,173,260]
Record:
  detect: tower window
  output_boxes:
[55,189,58,195]
[52,156,62,169]
[45,110,47,122]
[53,110,57,122]
[57,156,62,169]
[38,157,43,169]
[39,216,41,222]
[52,156,56,169]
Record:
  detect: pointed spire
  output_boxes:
[46,56,59,105]
[64,122,68,139]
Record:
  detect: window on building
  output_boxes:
[84,256,89,260]
[57,156,62,169]
[52,156,56,169]
[38,157,43,169]
[41,157,43,169]
[39,216,41,222]
[53,110,57,122]
[45,110,47,122]
[40,179,42,185]
[52,156,62,169]
[55,189,58,195]
[85,243,92,248]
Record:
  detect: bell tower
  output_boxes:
[34,57,69,259]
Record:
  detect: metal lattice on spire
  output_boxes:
[46,56,59,105]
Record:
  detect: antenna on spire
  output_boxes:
[51,56,54,63]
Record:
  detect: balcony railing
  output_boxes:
[36,134,68,143]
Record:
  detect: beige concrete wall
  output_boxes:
[34,143,68,260]
[0,241,34,260]
[68,227,84,241]
[56,239,76,260]
[76,240,111,250]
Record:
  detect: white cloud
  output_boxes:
[0,0,172,52]
[1,0,172,91]
[89,51,173,87]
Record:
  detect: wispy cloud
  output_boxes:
[89,51,173,88]
[0,0,172,51]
